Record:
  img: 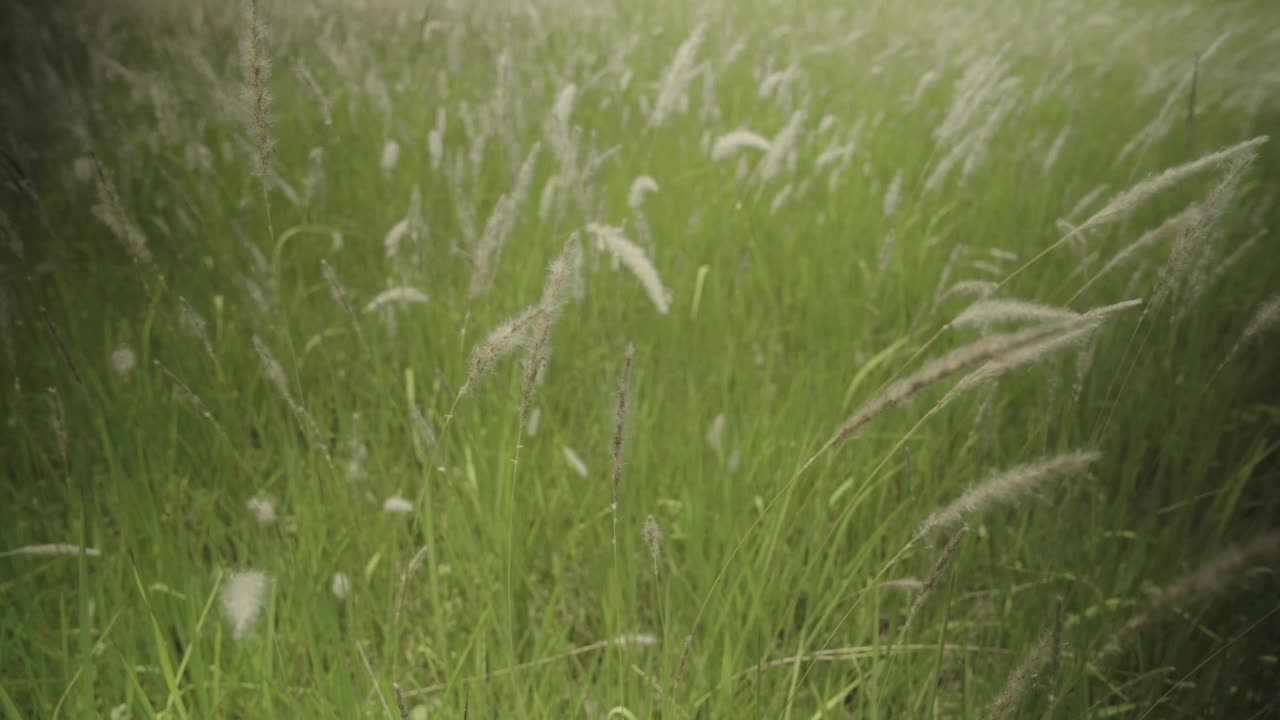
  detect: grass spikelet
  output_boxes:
[1,544,100,558]
[882,169,903,216]
[1071,136,1265,240]
[459,305,541,398]
[222,570,270,639]
[363,286,429,313]
[649,22,706,128]
[674,635,693,689]
[177,297,216,362]
[393,545,429,628]
[383,496,413,513]
[710,129,771,161]
[628,175,659,209]
[587,223,671,314]
[1071,199,1201,303]
[469,143,541,298]
[90,158,152,266]
[990,624,1056,720]
[1100,529,1280,656]
[520,235,581,419]
[330,572,350,601]
[563,446,589,478]
[1213,293,1280,377]
[643,514,661,576]
[916,451,1102,540]
[242,0,273,188]
[612,345,634,547]
[47,387,68,471]
[320,260,363,343]
[903,526,968,633]
[812,308,1129,464]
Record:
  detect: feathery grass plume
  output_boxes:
[47,387,68,470]
[1151,153,1256,313]
[587,223,671,314]
[882,169,904,217]
[294,61,331,126]
[935,323,1103,413]
[1213,294,1280,376]
[710,129,771,161]
[935,52,1012,146]
[251,335,330,464]
[41,308,83,388]
[611,345,634,547]
[520,235,581,420]
[628,175,659,209]
[903,526,968,633]
[880,578,924,593]
[320,260,363,343]
[563,446,589,478]
[469,142,543,298]
[959,94,1018,186]
[458,305,541,398]
[241,0,273,189]
[0,269,12,370]
[1072,200,1201,303]
[674,635,693,689]
[409,402,437,449]
[705,413,725,451]
[950,299,1081,329]
[176,297,216,362]
[383,496,413,513]
[222,570,270,639]
[876,230,895,280]
[755,110,806,185]
[393,545,429,627]
[2,544,100,558]
[1069,136,1265,242]
[363,286,429,313]
[393,682,410,720]
[245,496,276,525]
[1042,126,1070,175]
[380,140,400,175]
[90,158,152,265]
[330,572,351,601]
[990,624,1056,720]
[813,306,1129,462]
[1100,529,1280,657]
[643,514,661,576]
[1207,228,1266,289]
[916,451,1101,540]
[938,280,999,303]
[648,22,706,128]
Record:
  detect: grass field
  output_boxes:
[2,0,1280,716]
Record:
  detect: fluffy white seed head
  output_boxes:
[383,496,413,514]
[246,496,277,525]
[711,129,771,161]
[363,286,429,313]
[110,346,137,375]
[222,570,271,639]
[562,446,589,478]
[330,572,351,601]
[587,223,671,314]
[628,175,659,209]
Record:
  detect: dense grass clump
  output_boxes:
[2,0,1280,716]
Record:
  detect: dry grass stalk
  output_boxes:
[674,635,693,689]
[251,335,331,465]
[916,451,1101,540]
[643,514,661,576]
[1100,529,1280,656]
